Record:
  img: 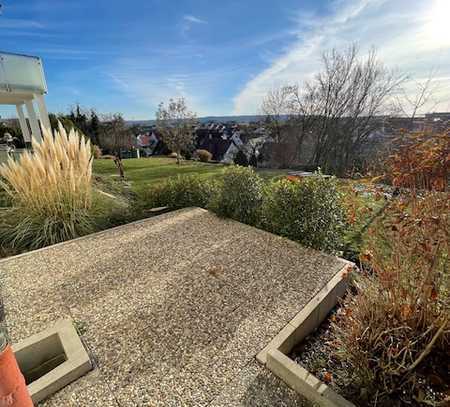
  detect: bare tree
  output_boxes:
[155,98,197,165]
[263,45,403,174]
[309,46,403,173]
[395,72,440,122]
[98,114,136,178]
[262,87,291,143]
[262,85,317,167]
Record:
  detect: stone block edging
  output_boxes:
[257,260,356,407]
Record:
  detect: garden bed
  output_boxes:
[258,263,355,407]
[261,262,450,407]
[290,301,450,407]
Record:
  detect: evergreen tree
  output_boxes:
[234,150,248,166]
[249,153,258,168]
[89,110,101,146]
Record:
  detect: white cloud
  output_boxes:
[183,15,207,25]
[108,67,219,117]
[233,0,450,115]
[180,14,208,37]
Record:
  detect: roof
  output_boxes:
[1,208,347,406]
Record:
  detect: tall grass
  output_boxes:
[0,123,94,250]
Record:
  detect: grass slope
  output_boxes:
[93,157,290,193]
[93,157,225,192]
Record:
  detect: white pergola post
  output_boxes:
[24,99,42,142]
[15,103,32,143]
[34,94,51,134]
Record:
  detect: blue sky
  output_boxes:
[1,0,449,119]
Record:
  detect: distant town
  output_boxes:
[2,111,450,171]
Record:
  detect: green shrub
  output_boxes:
[196,149,212,162]
[143,175,216,210]
[209,166,264,225]
[91,191,137,228]
[261,174,346,252]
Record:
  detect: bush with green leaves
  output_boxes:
[208,166,264,225]
[143,175,216,210]
[261,174,346,252]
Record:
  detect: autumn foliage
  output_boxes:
[333,194,449,404]
[331,130,450,405]
[388,130,449,192]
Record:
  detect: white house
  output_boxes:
[221,130,243,164]
[0,51,50,143]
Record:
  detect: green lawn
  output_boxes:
[93,157,226,192]
[254,168,291,181]
[93,157,291,193]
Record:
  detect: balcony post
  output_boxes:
[34,94,51,134]
[15,103,32,144]
[24,99,42,142]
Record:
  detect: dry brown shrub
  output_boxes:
[387,130,449,192]
[332,193,449,405]
[196,149,212,162]
[331,130,450,405]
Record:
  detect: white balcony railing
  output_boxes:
[0,51,47,94]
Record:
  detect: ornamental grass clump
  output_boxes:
[0,123,94,250]
[195,149,212,162]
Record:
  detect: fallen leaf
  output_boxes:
[323,372,333,383]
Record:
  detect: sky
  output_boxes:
[0,0,449,119]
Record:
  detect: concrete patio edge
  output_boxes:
[0,208,190,266]
[256,260,357,407]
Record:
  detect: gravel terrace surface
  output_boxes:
[0,208,347,406]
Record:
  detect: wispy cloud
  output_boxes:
[183,15,207,25]
[181,14,207,37]
[0,30,58,38]
[108,70,201,116]
[107,54,254,117]
[0,18,44,29]
[233,0,450,114]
